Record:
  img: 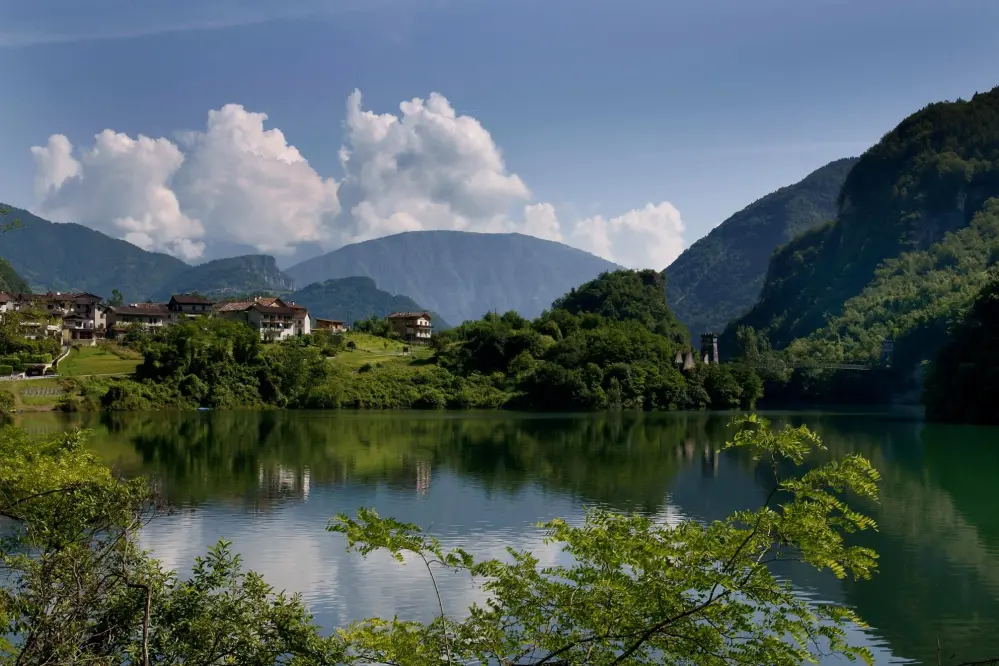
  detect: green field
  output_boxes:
[58,344,142,377]
[329,332,433,370]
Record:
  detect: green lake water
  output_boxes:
[18,408,999,664]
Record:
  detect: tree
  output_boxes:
[0,425,344,664]
[330,415,883,665]
[110,288,125,307]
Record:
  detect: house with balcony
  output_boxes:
[107,303,171,333]
[215,296,308,341]
[387,311,433,343]
[0,291,108,342]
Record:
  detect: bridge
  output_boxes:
[753,360,873,372]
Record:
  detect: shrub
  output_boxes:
[0,390,14,414]
[0,364,13,376]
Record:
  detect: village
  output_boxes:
[0,290,435,378]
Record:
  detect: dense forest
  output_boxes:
[665,157,856,336]
[922,269,999,424]
[726,87,999,355]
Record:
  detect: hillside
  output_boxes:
[285,231,622,325]
[152,255,295,301]
[923,268,999,424]
[0,205,188,300]
[664,157,857,336]
[727,87,999,352]
[554,269,688,344]
[289,277,450,328]
[786,198,999,378]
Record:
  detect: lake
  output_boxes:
[17,408,999,664]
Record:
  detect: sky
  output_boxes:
[2,0,999,270]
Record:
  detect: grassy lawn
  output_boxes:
[58,344,142,377]
[330,332,433,370]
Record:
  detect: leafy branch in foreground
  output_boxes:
[329,415,882,666]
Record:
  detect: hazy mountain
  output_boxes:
[285,230,622,325]
[0,206,187,300]
[152,255,296,301]
[289,277,450,328]
[664,157,858,337]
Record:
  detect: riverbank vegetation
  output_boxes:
[0,414,907,665]
[53,270,766,413]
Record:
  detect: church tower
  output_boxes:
[700,333,719,364]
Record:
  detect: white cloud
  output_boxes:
[31,90,685,268]
[31,130,206,260]
[173,104,341,256]
[569,202,686,269]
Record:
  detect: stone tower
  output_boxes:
[700,333,719,364]
[880,338,895,369]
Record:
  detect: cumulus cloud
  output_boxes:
[173,104,341,256]
[568,202,686,269]
[31,130,205,260]
[30,90,685,268]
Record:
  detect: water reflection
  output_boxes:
[19,409,999,664]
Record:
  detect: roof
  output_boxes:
[315,318,344,325]
[170,293,213,305]
[250,303,299,315]
[215,300,254,312]
[17,291,101,302]
[0,292,10,303]
[387,311,432,320]
[111,303,170,315]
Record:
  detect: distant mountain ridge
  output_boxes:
[0,206,188,301]
[664,157,858,337]
[289,277,450,328]
[285,230,623,325]
[151,255,296,301]
[0,208,621,326]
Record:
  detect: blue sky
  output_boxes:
[2,0,998,268]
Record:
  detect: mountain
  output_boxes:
[785,198,999,376]
[285,231,622,325]
[726,87,999,353]
[0,258,28,293]
[152,255,295,301]
[0,205,188,301]
[664,157,858,337]
[289,277,451,328]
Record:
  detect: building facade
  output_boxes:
[387,311,433,343]
[215,296,306,341]
[314,318,346,333]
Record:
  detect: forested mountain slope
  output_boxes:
[152,255,296,301]
[726,87,999,352]
[0,206,187,300]
[665,157,857,336]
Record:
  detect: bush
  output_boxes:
[0,364,13,376]
[21,353,52,364]
[0,390,14,414]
